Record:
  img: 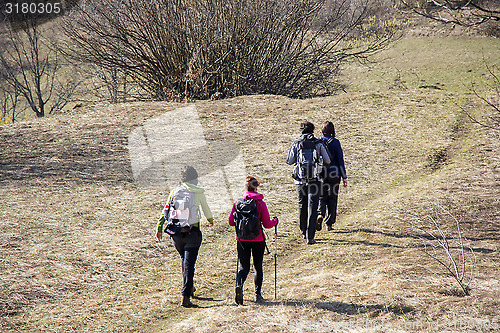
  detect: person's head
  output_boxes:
[322,121,335,137]
[180,165,198,185]
[245,176,260,192]
[300,121,315,134]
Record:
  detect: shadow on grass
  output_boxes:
[190,295,226,309]
[335,228,500,243]
[314,228,497,254]
[192,295,223,302]
[257,298,415,315]
[0,122,133,186]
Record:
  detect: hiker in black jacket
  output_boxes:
[317,121,348,231]
[286,121,331,244]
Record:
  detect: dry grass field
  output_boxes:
[1,32,499,332]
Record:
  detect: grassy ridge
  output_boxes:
[0,36,499,332]
[342,36,500,95]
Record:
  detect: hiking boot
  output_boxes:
[316,215,323,231]
[307,239,316,245]
[255,293,264,303]
[235,286,244,305]
[181,295,193,308]
[327,224,334,231]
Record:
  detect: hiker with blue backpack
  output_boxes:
[156,165,213,308]
[317,121,348,231]
[287,121,331,244]
[229,176,278,305]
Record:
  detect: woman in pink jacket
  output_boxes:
[229,176,278,305]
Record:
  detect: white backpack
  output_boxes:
[165,187,198,228]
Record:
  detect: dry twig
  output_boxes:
[400,198,476,296]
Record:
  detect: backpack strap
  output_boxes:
[324,137,335,161]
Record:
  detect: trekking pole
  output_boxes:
[274,218,278,300]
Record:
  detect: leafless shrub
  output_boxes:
[400,199,476,296]
[62,0,398,101]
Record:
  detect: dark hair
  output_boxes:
[180,165,198,184]
[322,121,335,137]
[300,121,314,134]
[245,176,260,192]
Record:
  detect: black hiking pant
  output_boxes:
[236,240,266,296]
[296,181,321,241]
[319,174,341,226]
[170,227,202,297]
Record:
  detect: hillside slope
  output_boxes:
[1,38,499,332]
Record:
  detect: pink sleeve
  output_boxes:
[228,203,236,226]
[257,200,277,229]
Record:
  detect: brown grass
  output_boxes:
[1,37,499,332]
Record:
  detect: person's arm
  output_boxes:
[156,216,164,241]
[156,191,174,241]
[257,200,278,229]
[286,141,297,165]
[198,192,214,226]
[334,140,347,182]
[228,203,236,227]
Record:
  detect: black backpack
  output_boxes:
[233,197,261,240]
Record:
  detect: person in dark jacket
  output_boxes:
[317,121,347,231]
[286,121,331,244]
[229,176,278,305]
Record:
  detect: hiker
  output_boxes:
[286,121,331,244]
[317,121,348,231]
[155,165,213,308]
[229,176,278,305]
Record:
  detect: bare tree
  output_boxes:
[400,199,476,296]
[400,0,500,26]
[63,0,398,101]
[0,17,78,118]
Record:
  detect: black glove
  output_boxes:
[273,216,279,224]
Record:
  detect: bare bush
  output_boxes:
[400,199,476,296]
[63,0,398,101]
